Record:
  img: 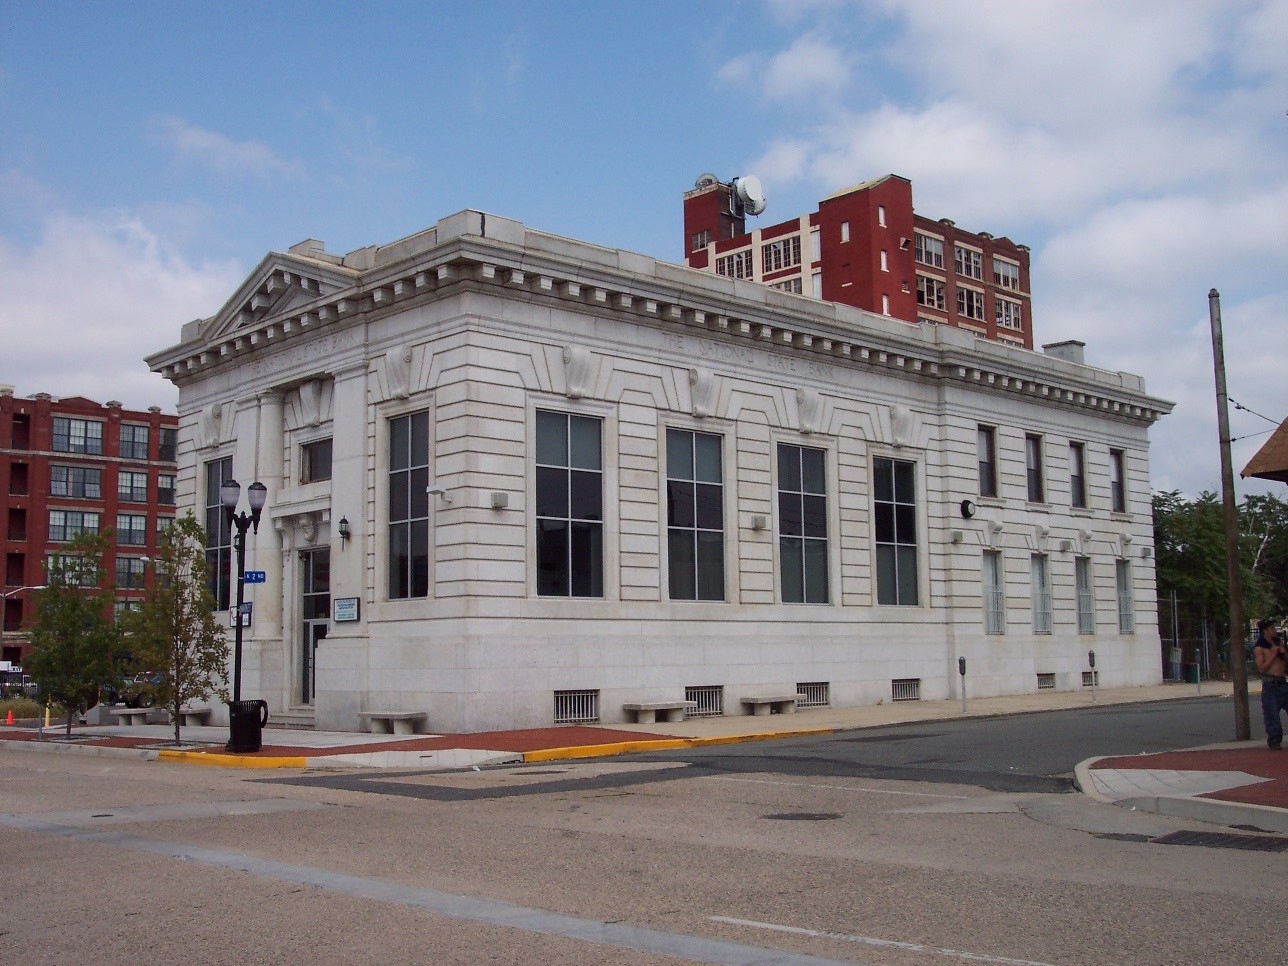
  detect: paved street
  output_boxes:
[1,697,1280,966]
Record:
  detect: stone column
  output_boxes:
[246,390,286,701]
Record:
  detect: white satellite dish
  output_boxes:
[694,172,719,189]
[733,175,767,216]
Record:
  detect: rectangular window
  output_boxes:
[157,474,175,505]
[114,599,142,620]
[691,229,711,251]
[1031,554,1052,634]
[778,444,828,604]
[957,287,985,320]
[50,465,101,499]
[761,235,802,274]
[159,427,178,462]
[916,275,945,310]
[873,457,918,606]
[811,272,822,298]
[1076,557,1095,634]
[810,229,820,261]
[1110,449,1127,512]
[301,438,333,483]
[48,509,99,542]
[46,553,97,588]
[666,429,724,601]
[117,513,147,546]
[877,205,886,227]
[204,457,234,610]
[388,411,430,600]
[914,234,944,268]
[1070,443,1087,509]
[978,426,997,498]
[880,250,888,272]
[993,258,1020,289]
[1116,560,1134,633]
[769,277,803,294]
[983,550,1005,635]
[1025,434,1045,503]
[840,221,850,243]
[996,297,1023,330]
[954,245,983,279]
[119,424,149,460]
[536,410,603,598]
[116,556,147,590]
[51,417,103,455]
[118,470,149,503]
[715,250,753,279]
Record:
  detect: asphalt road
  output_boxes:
[1,695,1277,966]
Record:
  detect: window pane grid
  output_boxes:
[1031,555,1052,634]
[874,457,918,605]
[778,444,827,604]
[1076,557,1095,635]
[983,551,1005,634]
[536,411,603,598]
[205,457,233,610]
[667,429,724,601]
[1116,560,1134,633]
[388,411,430,600]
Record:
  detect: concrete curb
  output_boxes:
[1072,756,1114,804]
[157,750,308,769]
[0,739,159,762]
[521,727,834,763]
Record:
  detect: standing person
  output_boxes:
[1254,618,1288,750]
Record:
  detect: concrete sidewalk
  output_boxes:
[5,680,1286,832]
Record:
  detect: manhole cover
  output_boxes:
[762,812,841,821]
[1151,830,1288,853]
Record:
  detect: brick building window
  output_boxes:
[993,257,1020,289]
[120,424,149,460]
[914,234,944,268]
[50,465,101,499]
[52,417,103,455]
[958,288,985,320]
[954,246,983,279]
[916,275,945,311]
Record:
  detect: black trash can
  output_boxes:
[226,699,269,753]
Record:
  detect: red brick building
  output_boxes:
[0,387,177,663]
[683,173,1033,349]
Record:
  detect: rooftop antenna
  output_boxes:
[730,175,767,217]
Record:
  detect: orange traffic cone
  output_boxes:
[4,710,13,726]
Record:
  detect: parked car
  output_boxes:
[122,672,163,709]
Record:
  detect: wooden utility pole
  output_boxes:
[1209,288,1250,740]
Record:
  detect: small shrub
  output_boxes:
[1,697,44,719]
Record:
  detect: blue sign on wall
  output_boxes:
[244,570,267,584]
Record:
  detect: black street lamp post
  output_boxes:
[220,479,267,751]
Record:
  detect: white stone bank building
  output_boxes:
[148,211,1172,733]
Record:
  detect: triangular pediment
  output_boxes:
[200,252,358,343]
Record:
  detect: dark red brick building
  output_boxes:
[683,173,1033,349]
[0,387,177,663]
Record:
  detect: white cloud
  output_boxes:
[0,208,241,411]
[717,34,850,102]
[151,116,305,179]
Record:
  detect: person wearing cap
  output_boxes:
[1254,618,1288,750]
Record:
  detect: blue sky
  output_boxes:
[1,0,1285,496]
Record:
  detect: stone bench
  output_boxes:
[739,693,802,717]
[622,700,698,725]
[172,707,213,727]
[357,711,429,735]
[109,708,154,726]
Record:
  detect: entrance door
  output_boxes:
[300,548,330,705]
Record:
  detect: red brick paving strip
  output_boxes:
[1093,748,1288,810]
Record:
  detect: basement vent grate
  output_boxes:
[553,689,599,725]
[891,678,921,702]
[1151,830,1288,853]
[685,685,724,717]
[796,682,830,708]
[1082,671,1099,687]
[1037,673,1056,690]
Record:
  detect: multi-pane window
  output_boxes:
[1116,560,1135,633]
[118,470,149,503]
[388,411,430,600]
[996,298,1023,330]
[914,233,944,268]
[157,474,175,505]
[52,417,103,455]
[770,277,803,294]
[535,410,603,598]
[116,556,147,590]
[114,599,143,621]
[762,236,802,274]
[48,509,99,542]
[1070,443,1087,509]
[1025,434,1045,503]
[301,438,333,483]
[993,258,1020,289]
[1031,555,1052,634]
[874,457,918,606]
[954,245,983,279]
[811,272,822,298]
[983,550,1005,634]
[691,229,711,251]
[1076,557,1095,634]
[978,426,997,498]
[50,465,101,499]
[916,275,945,310]
[159,427,178,462]
[715,250,753,279]
[204,457,233,610]
[120,424,149,460]
[46,553,97,587]
[666,429,724,601]
[957,287,985,320]
[117,513,147,546]
[810,229,821,261]
[1110,449,1127,512]
[778,444,828,604]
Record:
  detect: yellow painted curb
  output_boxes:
[158,749,307,769]
[521,727,834,762]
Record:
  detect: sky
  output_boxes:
[0,0,1285,497]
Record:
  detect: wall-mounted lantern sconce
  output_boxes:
[751,514,767,531]
[490,491,509,510]
[338,517,350,543]
[426,484,452,505]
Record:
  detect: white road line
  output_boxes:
[706,775,970,799]
[710,916,1058,966]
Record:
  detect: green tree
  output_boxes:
[122,514,229,744]
[26,531,122,737]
